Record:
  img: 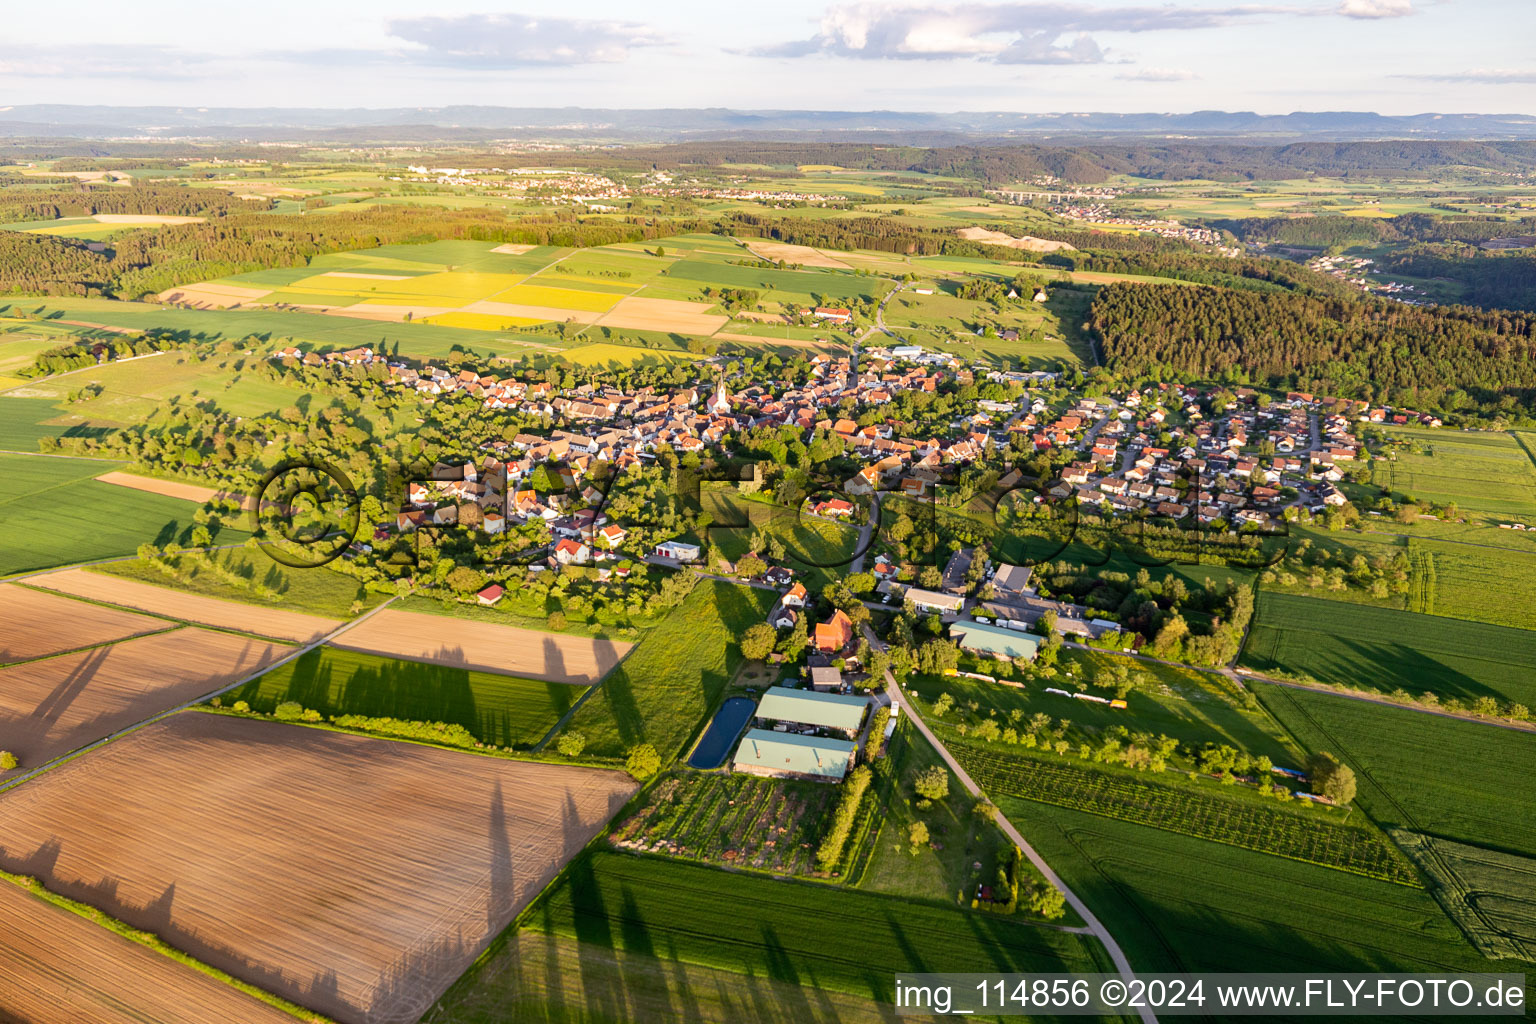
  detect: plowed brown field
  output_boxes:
[0,712,637,1024]
[329,607,629,683]
[0,585,171,663]
[0,628,288,775]
[0,881,298,1024]
[26,569,341,643]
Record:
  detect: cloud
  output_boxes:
[1395,68,1536,84]
[0,46,215,80]
[386,13,667,67]
[750,2,1305,63]
[1337,0,1414,17]
[1116,67,1200,81]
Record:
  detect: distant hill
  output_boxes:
[4,105,1536,143]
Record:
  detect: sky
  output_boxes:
[1,0,1533,114]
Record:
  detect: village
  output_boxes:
[266,337,1456,788]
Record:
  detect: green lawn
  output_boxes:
[225,645,578,749]
[1257,683,1536,860]
[1242,592,1536,707]
[907,648,1302,767]
[89,549,382,619]
[560,580,777,759]
[0,453,249,576]
[701,487,862,590]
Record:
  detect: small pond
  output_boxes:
[688,697,756,769]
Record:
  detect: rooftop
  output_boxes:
[756,686,868,732]
[949,620,1042,660]
[733,729,856,780]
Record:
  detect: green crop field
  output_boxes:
[1394,833,1536,963]
[89,550,381,619]
[1242,592,1536,707]
[225,645,576,749]
[0,453,249,576]
[0,396,115,452]
[519,851,1106,1000]
[1256,684,1536,859]
[18,350,309,424]
[700,487,861,590]
[662,260,887,302]
[957,743,1415,883]
[1375,428,1536,516]
[999,799,1503,981]
[561,580,777,759]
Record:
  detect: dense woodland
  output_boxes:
[0,183,269,223]
[1382,247,1536,312]
[1209,213,1536,249]
[1091,282,1536,418]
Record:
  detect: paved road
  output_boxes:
[849,492,882,574]
[863,625,1157,1023]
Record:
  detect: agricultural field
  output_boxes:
[28,567,343,643]
[0,712,637,1024]
[10,347,312,425]
[701,487,862,590]
[502,851,1107,1005]
[1241,592,1536,707]
[562,580,778,759]
[0,453,250,576]
[1394,834,1536,963]
[0,879,302,1024]
[879,282,1090,367]
[90,548,381,620]
[955,743,1416,883]
[226,645,580,750]
[0,583,171,662]
[0,627,288,776]
[1256,683,1536,860]
[607,770,842,876]
[906,649,1302,766]
[425,930,894,1024]
[1373,427,1536,517]
[0,394,119,453]
[998,799,1502,980]
[327,605,631,683]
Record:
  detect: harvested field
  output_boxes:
[156,283,274,308]
[957,226,1076,252]
[94,470,256,511]
[0,584,170,663]
[0,712,637,1024]
[741,239,852,269]
[0,880,299,1024]
[594,295,730,334]
[25,568,342,643]
[490,243,538,255]
[0,628,288,774]
[329,607,630,683]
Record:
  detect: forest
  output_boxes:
[1091,281,1536,418]
[1209,212,1536,249]
[0,182,270,223]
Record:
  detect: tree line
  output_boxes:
[1091,281,1536,417]
[0,183,270,223]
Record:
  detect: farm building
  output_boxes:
[755,686,868,738]
[949,620,1040,662]
[992,563,1034,597]
[808,665,843,692]
[733,729,856,782]
[654,539,701,562]
[905,588,965,614]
